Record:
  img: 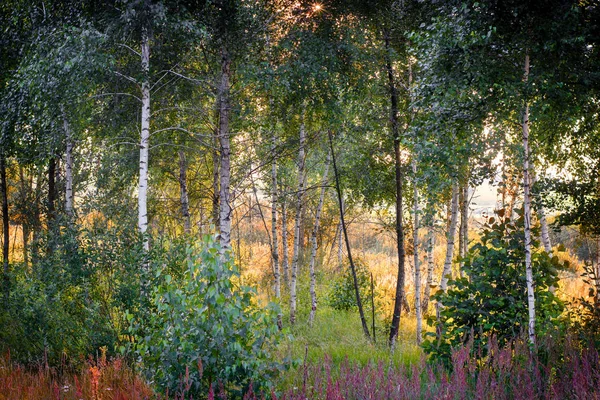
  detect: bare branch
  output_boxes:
[113,70,139,87]
[117,43,142,57]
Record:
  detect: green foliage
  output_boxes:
[129,235,285,398]
[423,209,564,364]
[0,223,145,365]
[328,259,373,312]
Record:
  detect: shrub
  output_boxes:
[423,209,565,364]
[129,234,285,398]
[328,259,373,312]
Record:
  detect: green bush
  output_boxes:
[328,259,373,312]
[0,221,153,366]
[423,209,565,364]
[129,234,285,398]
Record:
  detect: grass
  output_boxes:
[0,351,153,400]
[275,304,424,392]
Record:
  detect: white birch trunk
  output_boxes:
[309,151,331,325]
[435,184,459,336]
[217,48,232,251]
[423,222,435,313]
[290,118,306,325]
[458,184,469,275]
[539,208,552,254]
[439,184,459,293]
[531,174,553,255]
[62,107,74,218]
[139,28,150,253]
[178,150,191,234]
[523,53,536,344]
[212,111,220,231]
[271,134,282,328]
[413,160,422,344]
[281,198,289,287]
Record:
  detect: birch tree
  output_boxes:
[309,150,331,325]
[289,117,306,325]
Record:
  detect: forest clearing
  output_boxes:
[1,0,600,399]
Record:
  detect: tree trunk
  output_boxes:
[212,100,220,231]
[440,184,459,291]
[412,160,421,344]
[385,30,407,347]
[31,172,42,268]
[290,117,306,325]
[18,167,29,268]
[138,27,150,253]
[217,47,232,251]
[271,134,282,329]
[178,150,191,234]
[596,237,600,304]
[522,52,536,345]
[435,183,459,337]
[458,184,468,276]
[47,157,56,225]
[1,154,9,295]
[281,197,290,288]
[62,107,74,219]
[423,220,435,313]
[329,130,372,341]
[309,151,331,325]
[538,207,552,254]
[337,198,344,269]
[530,175,552,255]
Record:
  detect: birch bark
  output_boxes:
[217,48,232,251]
[440,184,459,292]
[435,183,459,333]
[522,52,536,344]
[531,175,552,255]
[309,151,331,325]
[62,108,74,219]
[271,134,282,328]
[281,197,289,287]
[422,221,435,313]
[178,150,191,234]
[412,160,421,344]
[212,101,220,231]
[290,118,306,325]
[138,27,150,252]
[458,184,469,276]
